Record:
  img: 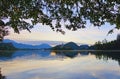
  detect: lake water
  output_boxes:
[0,50,120,79]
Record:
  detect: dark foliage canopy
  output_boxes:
[92,35,120,50]
[0,20,9,42]
[0,0,120,34]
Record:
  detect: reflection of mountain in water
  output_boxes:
[53,51,89,58]
[80,52,89,56]
[0,50,120,66]
[54,51,78,58]
[0,50,90,60]
[0,50,51,60]
[12,50,51,58]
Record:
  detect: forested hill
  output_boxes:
[90,34,120,50]
[52,42,89,50]
[0,43,17,50]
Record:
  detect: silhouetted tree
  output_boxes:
[0,20,9,42]
[0,0,120,36]
[93,35,120,50]
[102,39,107,44]
[117,34,120,41]
[0,68,6,79]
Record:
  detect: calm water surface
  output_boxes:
[0,50,120,79]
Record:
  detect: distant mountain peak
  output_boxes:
[64,42,79,50]
[52,41,89,50]
[3,39,51,49]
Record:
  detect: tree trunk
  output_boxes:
[0,36,3,43]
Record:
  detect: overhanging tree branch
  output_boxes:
[0,0,120,35]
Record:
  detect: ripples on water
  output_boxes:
[0,50,120,79]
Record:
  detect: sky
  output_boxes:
[5,22,120,45]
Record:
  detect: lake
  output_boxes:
[0,50,120,79]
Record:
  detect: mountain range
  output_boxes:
[52,42,89,50]
[3,39,51,49]
[7,40,86,47]
[2,39,89,50]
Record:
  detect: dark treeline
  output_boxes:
[91,40,120,50]
[0,43,17,59]
[0,43,17,50]
[90,34,120,50]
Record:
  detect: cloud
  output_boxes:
[5,23,119,45]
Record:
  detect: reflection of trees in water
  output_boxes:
[53,51,89,58]
[91,52,120,66]
[80,52,89,56]
[55,51,120,66]
[1,50,120,66]
[0,50,15,58]
[54,51,78,58]
[0,50,51,59]
[0,68,6,79]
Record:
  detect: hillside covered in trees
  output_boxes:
[91,34,120,50]
[52,42,89,50]
[0,43,17,50]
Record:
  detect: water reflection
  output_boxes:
[0,50,120,79]
[0,50,120,66]
[91,51,120,66]
[0,50,51,60]
[0,50,15,60]
[54,51,120,66]
[0,50,89,60]
[12,50,50,58]
[54,51,78,58]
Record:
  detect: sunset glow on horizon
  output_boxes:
[5,23,120,45]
